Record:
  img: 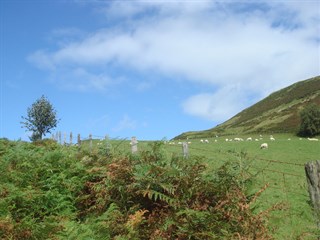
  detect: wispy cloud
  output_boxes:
[28,0,320,121]
[112,114,137,132]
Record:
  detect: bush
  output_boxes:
[298,103,320,137]
[76,141,272,239]
[0,140,273,239]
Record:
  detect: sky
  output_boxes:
[1,0,319,141]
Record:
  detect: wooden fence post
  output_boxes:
[131,136,138,154]
[182,142,189,158]
[58,131,62,144]
[305,160,320,231]
[77,134,81,147]
[70,132,73,145]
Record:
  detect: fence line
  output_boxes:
[251,165,305,178]
[48,135,318,234]
[165,142,310,198]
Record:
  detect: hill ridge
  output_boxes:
[174,76,320,139]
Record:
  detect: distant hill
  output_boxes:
[174,76,320,139]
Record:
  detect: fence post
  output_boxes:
[131,136,138,154]
[59,131,62,144]
[70,132,73,145]
[305,160,320,231]
[77,134,81,147]
[182,142,189,158]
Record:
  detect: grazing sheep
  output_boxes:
[246,137,252,141]
[260,143,268,149]
[200,139,204,143]
[270,137,275,141]
[308,137,319,141]
[234,137,243,141]
[204,139,209,143]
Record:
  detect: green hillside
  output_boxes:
[175,76,320,139]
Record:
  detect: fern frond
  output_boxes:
[138,189,178,207]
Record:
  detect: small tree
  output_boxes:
[298,103,320,137]
[21,95,59,141]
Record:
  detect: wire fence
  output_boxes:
[165,142,319,237]
[51,132,318,236]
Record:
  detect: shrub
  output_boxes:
[0,140,273,239]
[298,103,320,137]
[77,141,272,239]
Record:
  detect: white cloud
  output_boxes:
[29,0,320,121]
[182,85,251,122]
[28,50,56,71]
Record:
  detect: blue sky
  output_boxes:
[1,0,319,141]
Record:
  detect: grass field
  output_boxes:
[94,133,319,239]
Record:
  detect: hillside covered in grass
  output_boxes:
[175,76,320,139]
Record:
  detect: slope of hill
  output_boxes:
[175,76,320,139]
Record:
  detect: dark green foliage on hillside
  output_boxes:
[175,76,320,139]
[235,76,320,125]
[298,103,320,137]
[0,140,272,239]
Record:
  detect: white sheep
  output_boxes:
[246,137,252,141]
[308,137,319,141]
[270,137,275,141]
[204,139,209,143]
[260,143,268,149]
[234,137,243,141]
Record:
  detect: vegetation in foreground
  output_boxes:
[0,139,274,239]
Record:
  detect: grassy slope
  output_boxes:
[104,136,320,239]
[175,76,320,140]
[162,135,319,239]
